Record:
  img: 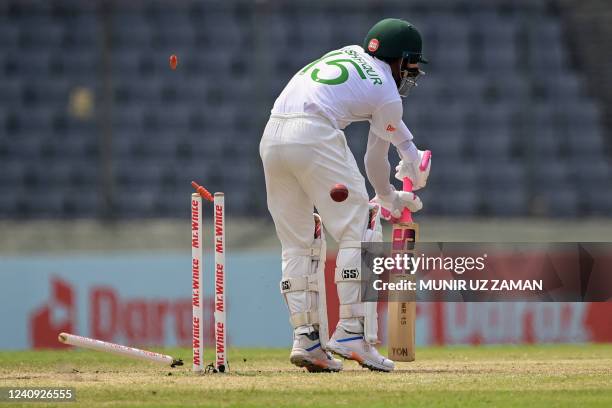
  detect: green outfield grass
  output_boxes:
[1,344,612,407]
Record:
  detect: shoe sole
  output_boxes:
[290,354,342,373]
[327,343,393,372]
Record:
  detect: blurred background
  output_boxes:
[1,0,611,351]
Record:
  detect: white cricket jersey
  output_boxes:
[272,45,414,148]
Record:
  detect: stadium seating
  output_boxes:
[0,0,610,218]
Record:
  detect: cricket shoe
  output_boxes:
[290,330,343,373]
[327,326,395,372]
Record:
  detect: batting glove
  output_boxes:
[371,189,422,219]
[395,149,431,191]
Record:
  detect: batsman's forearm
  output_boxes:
[395,138,419,163]
[365,132,394,196]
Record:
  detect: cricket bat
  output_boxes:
[387,150,431,362]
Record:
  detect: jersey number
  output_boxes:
[300,51,366,85]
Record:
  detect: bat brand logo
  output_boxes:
[392,347,410,356]
[392,228,416,251]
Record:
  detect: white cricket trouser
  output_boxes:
[260,113,369,334]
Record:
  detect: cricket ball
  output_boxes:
[330,184,349,202]
[169,54,178,70]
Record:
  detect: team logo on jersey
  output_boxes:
[386,124,397,132]
[368,38,380,52]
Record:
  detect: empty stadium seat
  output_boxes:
[19,20,64,49]
[480,159,524,187]
[485,187,529,216]
[570,157,612,184]
[582,190,612,214]
[0,21,19,49]
[534,189,579,217]
[482,47,518,74]
[0,161,25,188]
[533,161,571,189]
[526,128,561,157]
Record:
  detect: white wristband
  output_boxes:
[396,140,419,163]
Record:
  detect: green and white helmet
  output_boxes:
[363,18,428,64]
[364,18,427,96]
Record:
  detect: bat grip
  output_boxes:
[400,178,413,223]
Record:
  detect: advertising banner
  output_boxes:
[0,251,610,350]
[0,252,287,350]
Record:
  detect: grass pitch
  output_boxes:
[1,344,611,407]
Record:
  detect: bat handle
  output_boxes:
[400,178,413,223]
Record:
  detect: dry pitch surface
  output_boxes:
[1,345,611,407]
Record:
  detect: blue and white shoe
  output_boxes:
[327,326,395,372]
[290,330,343,373]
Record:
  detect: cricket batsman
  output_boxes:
[260,18,431,372]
